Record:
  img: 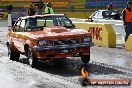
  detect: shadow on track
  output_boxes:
[18,57,124,77]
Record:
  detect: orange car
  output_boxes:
[7,14,92,67]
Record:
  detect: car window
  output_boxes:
[14,20,21,32]
[13,19,26,32]
[102,11,112,19]
[16,20,25,32]
[24,16,74,31]
[98,11,102,18]
[25,18,39,31]
[19,20,25,32]
[37,19,45,26]
[43,17,55,26]
[93,11,99,18]
[46,20,54,26]
[91,11,97,17]
[60,17,72,26]
[16,20,21,26]
[43,16,73,27]
[29,18,37,27]
[20,20,25,28]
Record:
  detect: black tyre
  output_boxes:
[81,54,90,64]
[8,46,20,61]
[27,48,37,68]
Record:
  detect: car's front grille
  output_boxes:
[48,39,80,45]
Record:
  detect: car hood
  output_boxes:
[25,26,90,39]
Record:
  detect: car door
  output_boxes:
[12,19,26,53]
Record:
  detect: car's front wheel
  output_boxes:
[8,46,20,61]
[81,54,90,64]
[27,48,37,68]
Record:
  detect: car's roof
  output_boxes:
[97,10,112,12]
[97,10,119,12]
[20,14,65,20]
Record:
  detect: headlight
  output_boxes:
[83,37,91,42]
[39,40,47,45]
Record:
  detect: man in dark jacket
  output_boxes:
[28,5,36,16]
[122,1,132,42]
[107,3,113,10]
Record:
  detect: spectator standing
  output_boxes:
[45,2,54,14]
[6,5,13,14]
[122,1,132,42]
[107,3,113,10]
[38,0,44,14]
[28,5,36,16]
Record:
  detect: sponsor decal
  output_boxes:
[79,65,131,86]
[88,27,102,41]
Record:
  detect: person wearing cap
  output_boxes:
[45,2,54,14]
[122,1,132,42]
[107,3,113,10]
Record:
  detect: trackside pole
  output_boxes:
[8,14,12,27]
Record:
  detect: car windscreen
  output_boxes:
[102,11,113,18]
[27,16,74,30]
[102,11,120,19]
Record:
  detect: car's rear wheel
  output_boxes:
[81,54,90,64]
[27,48,37,68]
[8,46,20,61]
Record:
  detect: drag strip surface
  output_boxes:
[0,21,132,88]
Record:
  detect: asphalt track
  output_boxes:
[0,20,132,88]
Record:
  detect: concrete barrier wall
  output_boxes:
[125,34,132,51]
[74,22,116,48]
[0,12,8,19]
